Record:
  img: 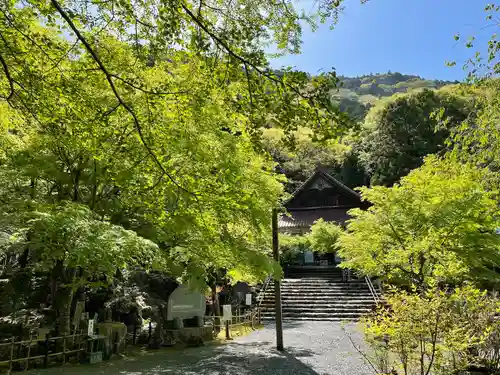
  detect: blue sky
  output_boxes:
[271,0,493,81]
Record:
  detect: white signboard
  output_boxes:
[87,319,94,336]
[245,293,252,306]
[222,304,232,321]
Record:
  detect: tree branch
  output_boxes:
[0,52,14,100]
[180,3,341,124]
[50,0,196,197]
[109,73,189,96]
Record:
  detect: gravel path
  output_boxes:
[31,321,373,375]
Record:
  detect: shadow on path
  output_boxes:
[29,342,323,375]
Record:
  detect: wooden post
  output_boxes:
[8,336,14,375]
[62,335,66,364]
[43,333,49,368]
[16,324,22,361]
[76,331,82,364]
[225,320,230,340]
[272,208,284,351]
[114,332,119,355]
[133,324,137,345]
[25,333,33,371]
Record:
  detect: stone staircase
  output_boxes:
[259,266,376,321]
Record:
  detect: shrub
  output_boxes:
[360,285,500,375]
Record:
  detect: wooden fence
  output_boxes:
[1,308,263,373]
[204,307,262,339]
[0,332,86,374]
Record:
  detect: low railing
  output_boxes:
[365,276,381,305]
[257,275,272,305]
[203,310,260,339]
[0,332,87,373]
[255,275,272,324]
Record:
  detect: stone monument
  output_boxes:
[167,284,206,328]
[164,284,213,346]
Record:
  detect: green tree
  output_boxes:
[358,89,472,186]
[308,219,342,254]
[449,79,500,173]
[262,127,351,192]
[12,203,160,334]
[361,285,500,375]
[0,27,289,331]
[338,156,500,289]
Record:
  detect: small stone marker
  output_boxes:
[167,284,206,321]
[88,319,94,336]
[222,305,232,321]
[245,294,252,306]
[72,300,84,328]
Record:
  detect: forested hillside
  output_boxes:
[333,72,457,121]
[265,73,470,192]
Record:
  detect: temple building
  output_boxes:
[278,169,368,266]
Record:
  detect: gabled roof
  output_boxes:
[278,207,352,230]
[284,169,361,208]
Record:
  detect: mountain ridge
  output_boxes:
[331,72,457,120]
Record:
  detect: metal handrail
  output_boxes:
[365,276,381,304]
[257,275,272,308]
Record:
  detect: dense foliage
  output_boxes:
[357,88,472,186]
[279,219,342,264]
[267,80,473,191]
[339,156,500,289]
[262,127,355,192]
[0,0,374,333]
[362,286,500,375]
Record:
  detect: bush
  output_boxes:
[360,285,500,375]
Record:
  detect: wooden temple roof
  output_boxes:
[278,170,366,232]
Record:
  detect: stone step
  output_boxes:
[270,294,375,299]
[272,283,370,287]
[260,302,375,308]
[278,285,364,289]
[281,280,366,285]
[285,275,345,279]
[276,288,372,292]
[262,301,374,307]
[261,301,375,307]
[273,282,369,287]
[285,270,343,275]
[256,271,379,322]
[262,316,359,321]
[277,292,373,297]
[269,291,372,296]
[262,311,366,318]
[280,285,370,292]
[262,305,372,310]
[263,294,375,299]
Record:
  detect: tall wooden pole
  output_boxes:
[272,208,284,351]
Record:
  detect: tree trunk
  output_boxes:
[57,286,74,336]
[53,262,76,336]
[211,282,221,335]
